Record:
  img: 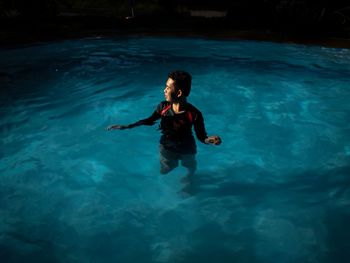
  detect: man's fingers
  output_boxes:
[107,125,127,130]
[207,136,222,145]
[215,137,222,145]
[107,125,118,130]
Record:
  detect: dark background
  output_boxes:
[1,0,350,46]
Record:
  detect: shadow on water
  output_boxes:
[180,222,257,263]
[0,202,155,263]
[184,162,350,263]
[1,163,349,262]
[191,162,350,202]
[323,208,350,263]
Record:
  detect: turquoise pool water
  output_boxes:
[1,37,350,262]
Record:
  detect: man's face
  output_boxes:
[164,78,176,102]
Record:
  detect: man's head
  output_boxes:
[164,70,192,102]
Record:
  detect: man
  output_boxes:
[107,70,221,176]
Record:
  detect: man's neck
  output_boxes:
[172,100,187,114]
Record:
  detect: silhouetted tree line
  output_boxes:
[0,0,62,18]
[0,0,349,32]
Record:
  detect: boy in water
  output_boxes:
[107,70,221,176]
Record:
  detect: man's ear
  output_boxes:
[177,89,183,98]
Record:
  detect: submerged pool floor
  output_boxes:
[1,37,350,263]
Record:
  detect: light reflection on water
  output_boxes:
[0,37,350,263]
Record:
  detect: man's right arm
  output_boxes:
[193,109,221,145]
[107,103,163,130]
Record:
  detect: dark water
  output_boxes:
[0,37,350,262]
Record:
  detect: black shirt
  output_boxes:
[129,101,208,154]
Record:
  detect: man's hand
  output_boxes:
[107,124,128,131]
[205,135,222,145]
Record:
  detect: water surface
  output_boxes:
[1,37,350,263]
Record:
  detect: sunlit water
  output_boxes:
[1,37,350,263]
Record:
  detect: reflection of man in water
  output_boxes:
[107,70,221,178]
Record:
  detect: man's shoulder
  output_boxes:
[158,101,170,108]
[186,103,201,114]
[156,101,171,112]
[160,100,170,105]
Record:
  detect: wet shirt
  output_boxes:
[130,101,208,154]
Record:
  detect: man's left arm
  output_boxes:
[193,111,221,145]
[107,110,160,130]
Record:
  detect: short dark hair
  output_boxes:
[168,70,192,97]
